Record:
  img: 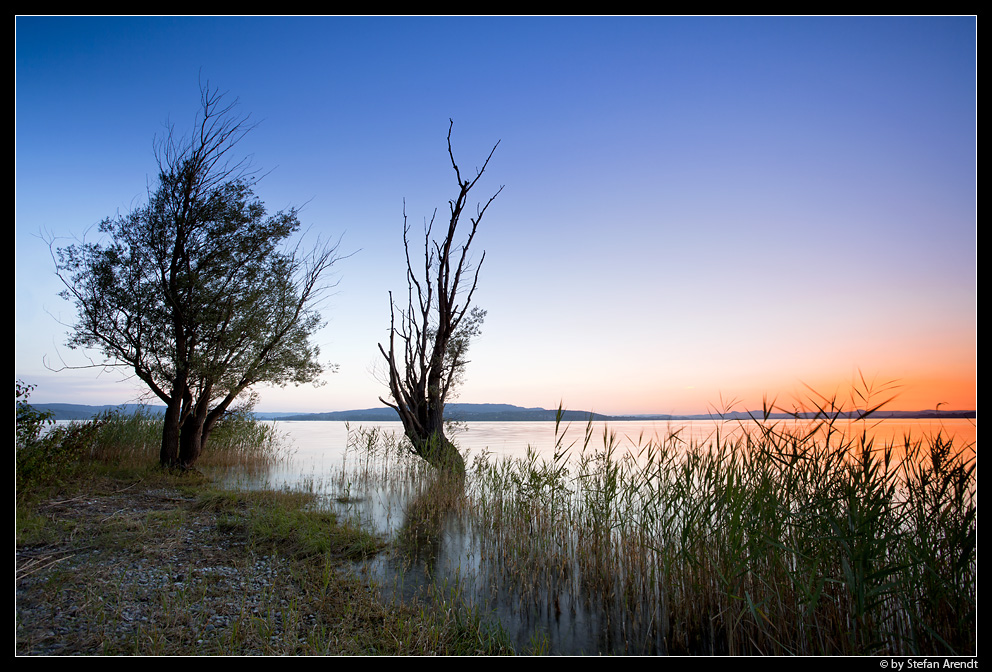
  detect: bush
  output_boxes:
[15,380,105,495]
[15,380,54,450]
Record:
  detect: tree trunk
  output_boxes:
[159,399,183,468]
[410,432,465,474]
[178,417,203,469]
[159,379,188,468]
[178,399,210,469]
[406,401,465,476]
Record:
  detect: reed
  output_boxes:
[344,392,976,655]
[81,407,293,474]
[16,402,293,503]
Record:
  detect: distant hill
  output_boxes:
[275,403,613,423]
[30,403,167,421]
[274,404,976,422]
[31,403,287,421]
[30,401,976,422]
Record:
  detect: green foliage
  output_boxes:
[56,177,332,405]
[16,380,105,496]
[15,380,54,450]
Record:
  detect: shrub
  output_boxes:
[15,380,105,495]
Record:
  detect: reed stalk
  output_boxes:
[343,395,976,655]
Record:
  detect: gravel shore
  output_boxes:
[15,480,381,655]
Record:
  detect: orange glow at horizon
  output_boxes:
[587,367,977,418]
[696,373,975,416]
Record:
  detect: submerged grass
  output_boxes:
[342,386,976,656]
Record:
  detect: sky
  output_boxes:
[15,16,977,416]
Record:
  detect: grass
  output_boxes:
[15,397,519,656]
[84,405,296,475]
[339,385,976,656]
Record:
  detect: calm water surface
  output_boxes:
[234,417,975,655]
[260,417,976,490]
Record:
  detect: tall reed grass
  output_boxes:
[81,407,293,475]
[343,394,976,655]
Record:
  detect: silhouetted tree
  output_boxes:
[379,121,501,474]
[54,84,340,468]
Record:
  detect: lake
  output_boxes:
[228,416,975,655]
[253,416,976,493]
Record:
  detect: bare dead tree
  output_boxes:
[379,121,502,474]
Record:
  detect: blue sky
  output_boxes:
[15,16,976,415]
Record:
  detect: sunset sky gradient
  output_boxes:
[15,16,976,416]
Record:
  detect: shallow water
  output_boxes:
[225,417,976,655]
[253,416,977,486]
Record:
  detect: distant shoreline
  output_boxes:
[33,402,976,423]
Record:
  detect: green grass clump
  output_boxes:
[216,489,385,561]
[82,404,292,474]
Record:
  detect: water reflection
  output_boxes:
[226,417,976,655]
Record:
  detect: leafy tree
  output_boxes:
[53,85,340,468]
[378,121,501,474]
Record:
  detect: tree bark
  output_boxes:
[159,376,190,468]
[160,397,183,467]
[176,391,230,468]
[410,434,465,474]
[178,402,208,469]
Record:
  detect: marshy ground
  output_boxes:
[15,472,515,655]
